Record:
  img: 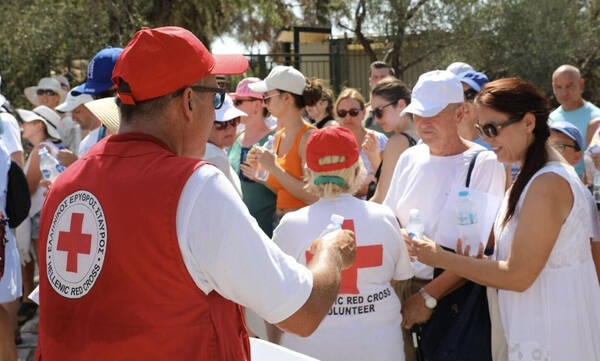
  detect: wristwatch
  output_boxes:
[419,287,437,309]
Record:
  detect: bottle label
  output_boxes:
[458,211,477,225]
[42,169,52,180]
[56,164,66,173]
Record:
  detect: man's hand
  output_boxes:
[401,292,433,329]
[56,149,78,167]
[309,229,356,270]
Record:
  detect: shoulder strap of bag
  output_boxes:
[465,149,484,188]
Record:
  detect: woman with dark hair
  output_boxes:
[305,79,337,129]
[246,66,321,226]
[408,78,600,360]
[369,76,417,203]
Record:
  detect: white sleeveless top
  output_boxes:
[493,162,600,360]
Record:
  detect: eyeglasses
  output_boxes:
[373,102,396,119]
[233,98,260,106]
[263,93,281,104]
[464,89,478,102]
[37,89,58,96]
[213,117,240,130]
[337,108,361,118]
[551,143,579,153]
[189,85,226,109]
[475,116,522,138]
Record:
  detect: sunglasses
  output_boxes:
[551,143,579,153]
[37,89,58,96]
[263,93,281,104]
[475,116,522,138]
[464,89,478,102]
[213,117,240,130]
[189,85,226,109]
[373,102,396,119]
[337,108,361,118]
[233,98,260,106]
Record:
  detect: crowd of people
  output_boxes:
[0,25,598,361]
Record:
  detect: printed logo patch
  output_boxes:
[47,190,107,299]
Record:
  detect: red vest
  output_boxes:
[36,133,250,361]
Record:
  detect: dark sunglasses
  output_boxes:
[475,116,522,138]
[373,102,396,119]
[233,98,260,106]
[464,89,478,102]
[189,85,226,109]
[213,117,240,130]
[337,108,361,118]
[37,89,58,96]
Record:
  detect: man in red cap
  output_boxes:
[36,26,355,361]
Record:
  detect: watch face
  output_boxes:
[425,298,437,309]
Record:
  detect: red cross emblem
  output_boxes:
[57,213,92,273]
[306,219,383,294]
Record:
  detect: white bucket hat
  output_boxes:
[402,70,464,117]
[248,65,306,95]
[84,97,120,134]
[24,77,68,106]
[17,105,62,140]
[216,94,247,122]
[55,85,94,113]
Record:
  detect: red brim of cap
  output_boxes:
[210,55,249,75]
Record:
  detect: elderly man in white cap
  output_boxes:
[55,85,94,155]
[383,70,505,361]
[203,94,245,196]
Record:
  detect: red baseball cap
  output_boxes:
[306,126,360,172]
[112,26,248,105]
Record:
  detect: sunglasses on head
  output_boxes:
[464,89,478,102]
[475,115,523,138]
[37,89,57,96]
[189,85,226,109]
[233,98,259,106]
[213,118,240,130]
[373,102,396,119]
[337,108,361,118]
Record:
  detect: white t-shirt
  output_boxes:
[78,127,101,156]
[383,143,506,279]
[176,165,313,324]
[203,142,242,197]
[361,130,388,177]
[0,111,23,156]
[273,194,413,361]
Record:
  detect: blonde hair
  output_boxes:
[304,156,367,198]
[334,88,366,115]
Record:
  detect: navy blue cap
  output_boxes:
[458,71,489,92]
[74,47,123,95]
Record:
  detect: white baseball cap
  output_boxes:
[17,105,62,140]
[248,65,306,95]
[402,70,464,117]
[216,94,247,122]
[55,85,94,113]
[446,62,473,75]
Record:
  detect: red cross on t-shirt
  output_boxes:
[306,219,383,294]
[57,212,92,273]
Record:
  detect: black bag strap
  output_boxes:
[465,150,484,188]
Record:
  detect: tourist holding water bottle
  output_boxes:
[14,105,64,328]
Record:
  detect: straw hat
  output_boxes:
[84,97,120,134]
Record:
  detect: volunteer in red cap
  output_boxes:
[271,126,414,361]
[36,26,356,361]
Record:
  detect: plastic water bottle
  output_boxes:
[38,148,65,182]
[457,190,479,255]
[255,135,275,181]
[405,209,424,239]
[320,214,344,238]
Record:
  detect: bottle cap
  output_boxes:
[330,214,344,225]
[458,190,469,197]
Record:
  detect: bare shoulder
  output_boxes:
[385,133,410,151]
[522,171,573,216]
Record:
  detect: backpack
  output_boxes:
[6,161,30,228]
